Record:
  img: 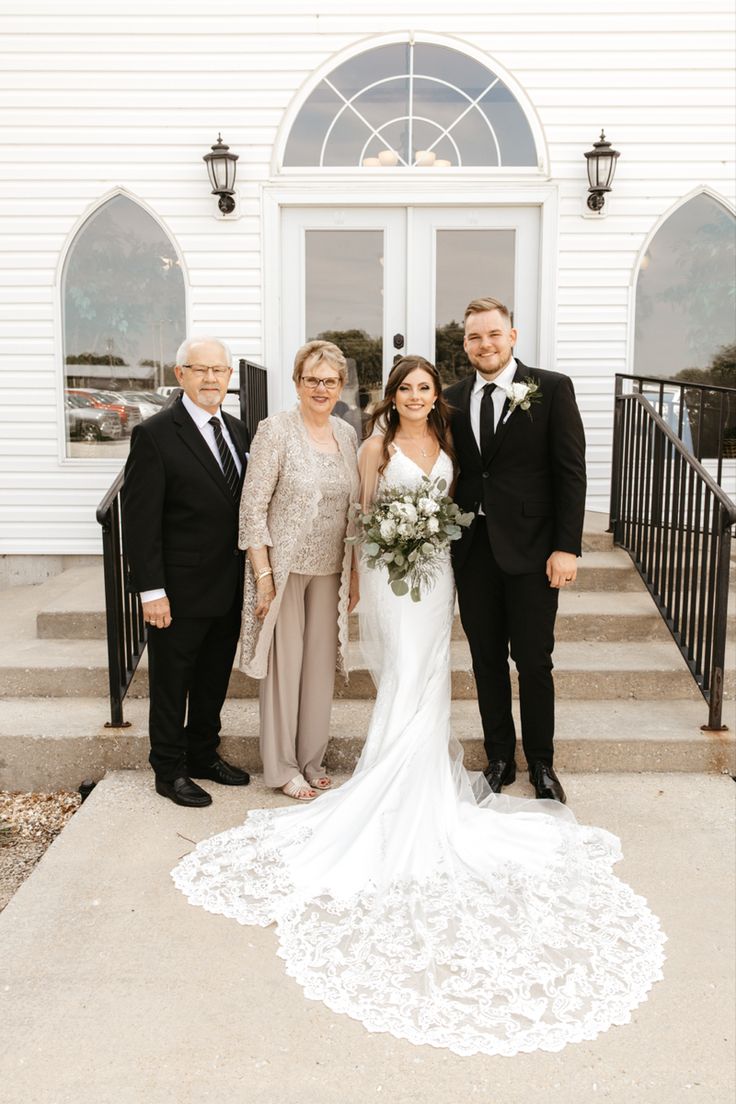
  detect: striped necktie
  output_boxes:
[480,383,497,462]
[209,417,240,498]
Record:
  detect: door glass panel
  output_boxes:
[305,229,384,437]
[434,229,515,385]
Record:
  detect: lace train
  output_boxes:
[173,806,665,1057]
[172,445,666,1056]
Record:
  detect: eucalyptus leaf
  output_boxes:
[390,579,409,596]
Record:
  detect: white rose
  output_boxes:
[417,496,439,515]
[507,382,529,403]
[379,518,397,541]
[398,522,413,537]
[427,516,440,534]
[396,503,418,523]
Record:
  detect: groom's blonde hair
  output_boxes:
[464,298,513,327]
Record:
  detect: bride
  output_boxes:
[172,355,665,1057]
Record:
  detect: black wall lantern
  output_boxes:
[203,133,239,214]
[584,131,620,212]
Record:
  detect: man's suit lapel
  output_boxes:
[456,375,481,462]
[172,398,236,507]
[484,361,527,468]
[222,410,249,494]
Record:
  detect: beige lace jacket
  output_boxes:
[238,407,360,678]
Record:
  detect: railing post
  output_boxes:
[99,499,131,728]
[608,373,624,536]
[703,507,732,732]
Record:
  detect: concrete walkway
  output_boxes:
[0,771,733,1104]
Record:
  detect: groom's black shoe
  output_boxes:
[187,754,250,786]
[155,775,212,807]
[528,762,566,804]
[484,759,516,793]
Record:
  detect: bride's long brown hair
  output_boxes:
[367,355,456,476]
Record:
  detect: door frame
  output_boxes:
[262,180,558,413]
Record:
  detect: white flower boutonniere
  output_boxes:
[504,377,542,419]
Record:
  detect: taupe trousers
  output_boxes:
[259,571,340,787]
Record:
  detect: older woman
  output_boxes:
[239,340,360,800]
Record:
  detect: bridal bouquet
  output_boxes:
[350,477,474,601]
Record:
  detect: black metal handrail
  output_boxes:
[96,360,268,727]
[609,387,736,730]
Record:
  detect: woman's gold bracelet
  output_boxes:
[254,568,273,582]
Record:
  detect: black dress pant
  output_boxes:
[455,522,559,767]
[146,595,241,781]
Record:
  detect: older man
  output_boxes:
[122,337,250,806]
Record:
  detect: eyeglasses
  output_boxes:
[182,364,231,378]
[300,376,340,391]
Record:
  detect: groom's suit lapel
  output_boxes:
[456,375,481,463]
[484,361,526,468]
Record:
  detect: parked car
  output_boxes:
[120,389,166,419]
[65,394,123,441]
[67,388,142,435]
[155,385,181,398]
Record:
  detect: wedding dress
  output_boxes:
[172,445,665,1057]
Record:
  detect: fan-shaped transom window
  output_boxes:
[62,194,186,458]
[283,42,537,168]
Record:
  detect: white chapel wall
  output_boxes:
[0,0,734,554]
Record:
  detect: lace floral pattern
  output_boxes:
[173,805,665,1057]
[238,408,359,679]
[174,445,666,1057]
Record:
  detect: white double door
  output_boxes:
[281,205,540,425]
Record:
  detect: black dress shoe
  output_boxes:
[187,755,250,786]
[155,776,212,807]
[528,762,566,804]
[483,759,516,793]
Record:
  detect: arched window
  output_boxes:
[283,41,537,168]
[634,193,735,381]
[62,194,186,457]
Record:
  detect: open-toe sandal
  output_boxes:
[305,774,332,790]
[281,774,317,801]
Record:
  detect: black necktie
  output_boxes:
[209,417,240,498]
[480,383,497,461]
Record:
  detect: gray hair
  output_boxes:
[292,339,347,386]
[175,336,232,367]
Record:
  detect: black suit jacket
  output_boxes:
[445,361,586,575]
[122,396,250,618]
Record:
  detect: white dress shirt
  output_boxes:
[469,358,517,517]
[469,357,518,453]
[140,394,242,604]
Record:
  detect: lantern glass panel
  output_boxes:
[211,156,230,192]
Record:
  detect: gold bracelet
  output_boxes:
[254,568,273,582]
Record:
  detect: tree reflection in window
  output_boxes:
[634,193,736,460]
[635,194,735,381]
[62,194,186,457]
[283,42,537,168]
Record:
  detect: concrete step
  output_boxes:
[0,636,722,701]
[1,697,733,792]
[34,548,640,640]
[351,592,675,642]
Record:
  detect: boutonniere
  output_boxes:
[504,377,542,420]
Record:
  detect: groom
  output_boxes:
[445,297,586,803]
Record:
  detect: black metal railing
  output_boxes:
[96,361,268,727]
[612,373,736,486]
[609,384,736,730]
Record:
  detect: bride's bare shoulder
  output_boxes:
[358,434,385,460]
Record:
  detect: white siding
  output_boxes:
[0,0,734,551]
